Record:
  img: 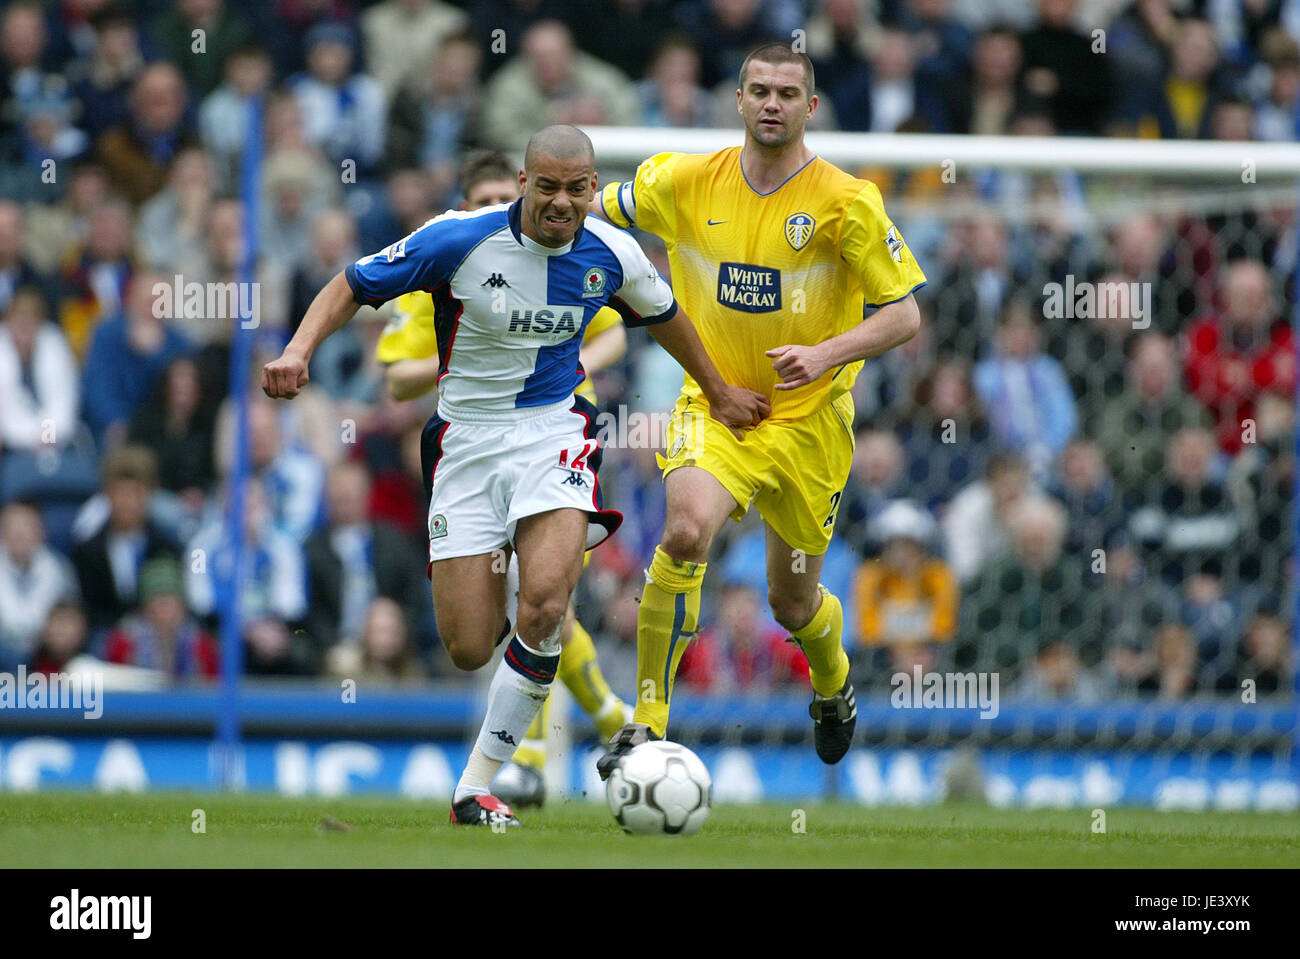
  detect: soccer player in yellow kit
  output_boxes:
[596,44,926,776]
[376,152,633,806]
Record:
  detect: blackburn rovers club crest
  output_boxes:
[582,266,607,298]
[430,513,447,539]
[784,212,815,251]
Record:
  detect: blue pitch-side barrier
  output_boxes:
[0,687,1295,808]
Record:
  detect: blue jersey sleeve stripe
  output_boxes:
[863,281,927,310]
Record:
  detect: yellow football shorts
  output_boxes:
[658,391,855,556]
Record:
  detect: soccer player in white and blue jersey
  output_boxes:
[263,125,768,827]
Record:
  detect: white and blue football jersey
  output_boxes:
[346,199,676,419]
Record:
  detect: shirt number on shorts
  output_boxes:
[559,442,595,473]
[823,490,842,529]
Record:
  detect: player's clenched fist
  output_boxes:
[262,350,310,399]
[706,383,770,437]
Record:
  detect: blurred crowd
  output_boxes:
[0,0,1295,700]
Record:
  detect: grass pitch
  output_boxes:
[1,792,1297,868]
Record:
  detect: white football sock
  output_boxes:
[454,634,559,803]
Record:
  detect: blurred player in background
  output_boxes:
[264,125,765,826]
[596,43,926,777]
[375,150,634,807]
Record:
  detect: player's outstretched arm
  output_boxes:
[384,356,441,402]
[646,305,770,434]
[263,272,360,399]
[766,294,921,391]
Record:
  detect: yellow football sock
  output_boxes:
[513,695,549,771]
[792,585,849,697]
[633,546,705,738]
[558,617,629,740]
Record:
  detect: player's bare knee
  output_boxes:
[516,593,567,644]
[443,633,493,671]
[661,515,712,562]
[769,588,819,632]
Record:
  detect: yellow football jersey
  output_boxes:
[601,146,926,421]
[375,292,622,402]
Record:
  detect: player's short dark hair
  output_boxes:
[739,43,815,98]
[459,150,517,195]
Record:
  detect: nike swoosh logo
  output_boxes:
[707,219,727,225]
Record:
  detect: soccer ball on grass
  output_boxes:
[605,741,711,835]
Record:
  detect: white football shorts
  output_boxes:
[418,394,621,568]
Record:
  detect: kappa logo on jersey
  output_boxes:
[430,513,448,539]
[784,211,815,251]
[581,267,607,298]
[716,262,782,313]
[885,225,904,263]
[481,273,510,288]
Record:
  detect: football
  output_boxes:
[605,741,712,835]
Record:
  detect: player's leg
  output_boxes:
[597,465,737,779]
[557,603,631,739]
[759,395,857,764]
[452,508,587,820]
[429,551,509,672]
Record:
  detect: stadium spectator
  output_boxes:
[360,0,469,100]
[1017,639,1105,700]
[326,595,428,684]
[1124,16,1231,139]
[19,160,110,278]
[103,556,219,680]
[1096,332,1213,496]
[259,145,338,278]
[973,298,1078,480]
[289,22,386,175]
[1106,0,1180,101]
[933,214,1020,356]
[935,24,1026,135]
[482,19,639,153]
[384,31,488,193]
[150,0,252,97]
[304,460,428,652]
[197,43,275,187]
[839,428,908,557]
[1095,532,1180,675]
[805,0,874,132]
[1180,564,1246,680]
[135,147,216,273]
[1223,613,1292,697]
[216,398,326,543]
[186,476,312,675]
[127,356,217,540]
[70,445,179,633]
[571,0,675,80]
[962,498,1099,678]
[1057,271,1143,428]
[0,501,77,671]
[677,582,808,694]
[1047,438,1125,557]
[0,200,55,315]
[1226,391,1292,587]
[1105,212,1190,336]
[897,358,996,510]
[1130,427,1242,586]
[95,61,197,206]
[56,196,134,358]
[637,35,714,128]
[1253,28,1300,141]
[943,451,1034,584]
[82,269,193,447]
[0,2,61,151]
[863,27,923,133]
[266,0,357,80]
[1018,0,1113,134]
[0,286,79,453]
[851,499,957,683]
[685,0,775,90]
[899,0,976,111]
[1133,623,1201,698]
[71,5,145,141]
[1184,259,1295,455]
[27,600,89,675]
